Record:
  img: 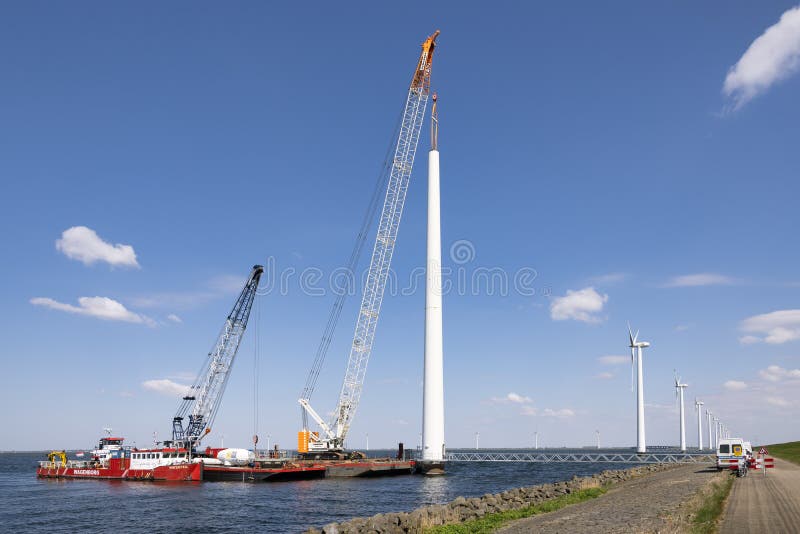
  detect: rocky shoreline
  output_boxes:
[304,463,678,534]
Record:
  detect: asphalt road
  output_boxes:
[721,457,800,533]
[498,464,722,534]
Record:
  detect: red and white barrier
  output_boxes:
[727,456,775,473]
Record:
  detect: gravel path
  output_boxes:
[498,464,724,534]
[721,457,800,533]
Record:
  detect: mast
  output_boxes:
[421,93,445,473]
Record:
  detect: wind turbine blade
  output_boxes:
[628,322,634,345]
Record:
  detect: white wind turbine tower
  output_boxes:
[706,409,713,450]
[674,372,688,452]
[628,324,651,453]
[695,399,704,451]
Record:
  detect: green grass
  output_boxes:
[764,441,800,466]
[424,487,607,534]
[691,474,734,534]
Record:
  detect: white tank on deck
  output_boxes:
[217,448,255,466]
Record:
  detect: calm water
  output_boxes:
[0,449,642,533]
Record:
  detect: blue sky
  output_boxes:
[2,1,800,451]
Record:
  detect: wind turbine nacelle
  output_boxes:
[639,342,650,348]
[217,448,255,466]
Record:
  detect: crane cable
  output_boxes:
[299,102,406,426]
[253,294,261,451]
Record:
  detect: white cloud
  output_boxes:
[542,408,576,418]
[507,392,532,404]
[759,365,800,382]
[766,396,790,407]
[521,406,575,418]
[598,355,629,365]
[723,380,748,391]
[490,392,533,404]
[663,273,735,288]
[740,309,800,344]
[56,226,139,268]
[142,379,191,397]
[168,371,198,382]
[595,372,614,380]
[723,5,800,110]
[167,314,183,324]
[550,287,608,323]
[30,296,154,326]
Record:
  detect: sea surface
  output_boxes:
[1,449,647,533]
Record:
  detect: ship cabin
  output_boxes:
[129,448,191,470]
[92,437,125,462]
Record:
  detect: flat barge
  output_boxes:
[37,437,415,482]
[203,462,326,482]
[204,456,415,481]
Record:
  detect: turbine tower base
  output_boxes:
[416,460,446,475]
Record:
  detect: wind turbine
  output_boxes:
[629,324,651,453]
[713,416,720,448]
[695,399,704,451]
[706,409,713,450]
[674,372,688,452]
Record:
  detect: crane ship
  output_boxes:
[37,266,270,482]
[37,265,329,482]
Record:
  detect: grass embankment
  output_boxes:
[764,441,800,465]
[425,487,606,534]
[690,474,734,534]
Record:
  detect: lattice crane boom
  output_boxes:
[301,31,439,450]
[172,264,264,448]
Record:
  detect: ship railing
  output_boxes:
[67,460,95,468]
[39,459,101,469]
[255,449,290,461]
[445,452,716,464]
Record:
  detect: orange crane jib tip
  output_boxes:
[411,30,440,91]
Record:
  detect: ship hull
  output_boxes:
[202,464,326,482]
[36,461,202,481]
[322,460,415,477]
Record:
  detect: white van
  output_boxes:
[716,438,745,470]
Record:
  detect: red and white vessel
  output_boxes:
[37,435,202,481]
